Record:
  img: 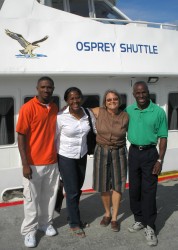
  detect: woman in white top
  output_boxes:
[56,87,95,238]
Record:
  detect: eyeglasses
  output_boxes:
[106,97,119,102]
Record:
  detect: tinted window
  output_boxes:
[51,0,64,10]
[24,96,60,110]
[82,95,100,108]
[168,93,178,130]
[69,0,89,17]
[120,94,127,111]
[150,93,156,103]
[94,0,124,19]
[0,97,14,145]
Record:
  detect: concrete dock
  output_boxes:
[0,178,178,250]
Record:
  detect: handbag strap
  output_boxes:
[84,108,94,133]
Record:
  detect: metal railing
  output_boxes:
[91,18,178,31]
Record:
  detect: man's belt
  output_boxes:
[131,144,156,151]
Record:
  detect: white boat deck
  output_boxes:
[1,178,178,250]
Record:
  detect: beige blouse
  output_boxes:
[96,107,129,148]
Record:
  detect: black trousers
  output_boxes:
[128,145,158,229]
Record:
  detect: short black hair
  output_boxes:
[37,76,54,87]
[64,87,83,101]
[133,81,149,92]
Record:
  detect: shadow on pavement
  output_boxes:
[156,181,178,234]
[53,181,178,235]
[53,189,132,229]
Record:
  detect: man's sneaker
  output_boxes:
[39,224,57,236]
[24,232,36,248]
[128,221,144,233]
[144,226,158,246]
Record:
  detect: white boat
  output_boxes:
[0,0,178,202]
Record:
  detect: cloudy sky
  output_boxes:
[116,0,178,24]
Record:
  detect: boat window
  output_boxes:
[168,93,178,130]
[43,0,64,10]
[24,96,60,110]
[0,97,14,145]
[69,0,89,17]
[51,0,64,10]
[0,0,5,10]
[120,94,127,111]
[94,0,125,20]
[150,93,156,104]
[82,95,100,108]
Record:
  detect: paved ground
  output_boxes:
[0,178,178,250]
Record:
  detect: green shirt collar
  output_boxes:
[133,100,154,112]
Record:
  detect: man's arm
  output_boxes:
[152,137,167,175]
[18,133,32,179]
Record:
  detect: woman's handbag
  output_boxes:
[84,108,96,155]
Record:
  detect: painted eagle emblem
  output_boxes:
[5,29,48,57]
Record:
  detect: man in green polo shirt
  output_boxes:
[126,81,168,247]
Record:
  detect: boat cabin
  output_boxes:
[0,0,178,201]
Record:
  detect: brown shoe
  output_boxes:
[111,221,119,232]
[100,216,111,227]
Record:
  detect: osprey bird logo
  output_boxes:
[5,29,48,57]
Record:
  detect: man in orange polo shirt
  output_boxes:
[16,76,59,248]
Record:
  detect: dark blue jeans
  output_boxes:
[58,154,87,228]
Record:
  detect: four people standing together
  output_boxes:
[17,77,168,248]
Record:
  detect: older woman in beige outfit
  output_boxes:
[91,90,128,232]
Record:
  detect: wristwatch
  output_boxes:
[157,159,162,163]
